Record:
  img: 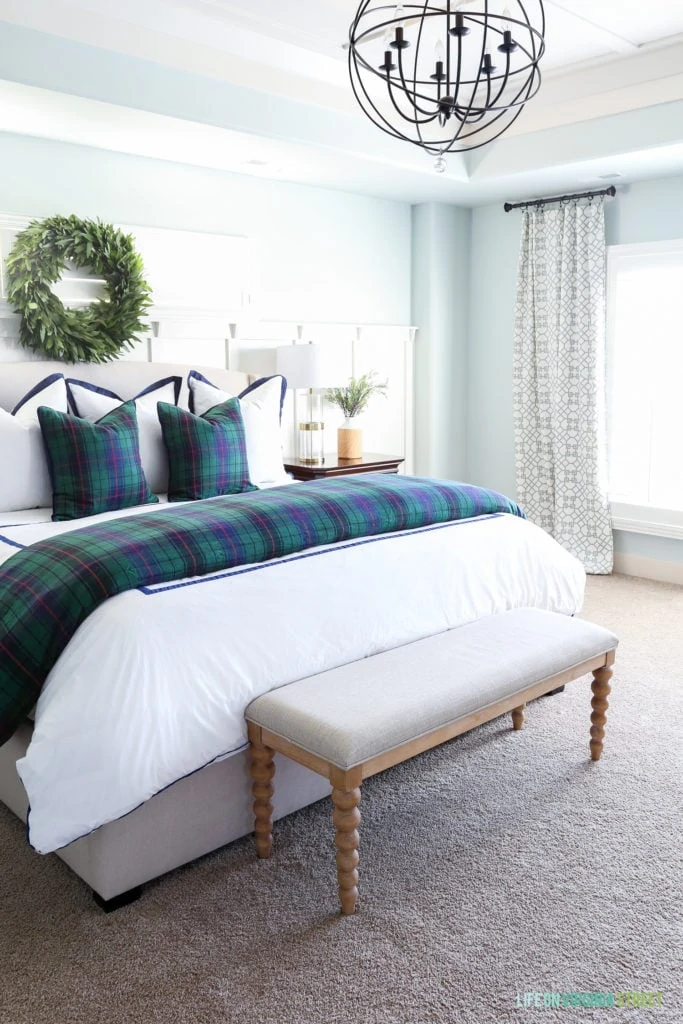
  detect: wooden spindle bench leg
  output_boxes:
[332,786,361,915]
[511,704,525,730]
[590,664,613,761]
[248,724,275,859]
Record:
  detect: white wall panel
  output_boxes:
[0,214,415,466]
[150,336,226,369]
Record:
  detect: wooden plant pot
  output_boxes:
[337,422,363,459]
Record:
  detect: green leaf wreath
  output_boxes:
[6,215,152,363]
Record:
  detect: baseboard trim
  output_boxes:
[613,553,683,585]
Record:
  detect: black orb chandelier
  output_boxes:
[348,1,546,169]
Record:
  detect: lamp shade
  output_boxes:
[276,343,326,390]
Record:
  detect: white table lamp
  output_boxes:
[276,342,329,465]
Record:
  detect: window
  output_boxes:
[607,240,683,537]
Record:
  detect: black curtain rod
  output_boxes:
[503,184,617,213]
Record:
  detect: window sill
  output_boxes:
[610,502,683,541]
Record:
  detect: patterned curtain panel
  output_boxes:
[513,199,613,574]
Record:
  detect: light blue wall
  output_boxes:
[0,22,409,169]
[0,133,411,325]
[613,531,683,564]
[467,202,520,499]
[467,173,683,564]
[411,203,471,479]
[605,175,683,244]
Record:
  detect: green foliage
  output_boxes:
[6,215,152,364]
[325,371,388,419]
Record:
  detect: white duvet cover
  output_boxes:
[0,501,585,853]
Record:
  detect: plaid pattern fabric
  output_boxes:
[37,401,158,522]
[158,398,256,501]
[0,474,524,745]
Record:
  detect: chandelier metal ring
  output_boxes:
[348,1,546,165]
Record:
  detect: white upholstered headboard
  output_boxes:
[0,361,254,413]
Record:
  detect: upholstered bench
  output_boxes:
[245,609,617,915]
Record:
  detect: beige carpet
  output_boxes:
[1,574,681,1024]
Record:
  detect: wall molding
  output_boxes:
[0,214,33,232]
[613,553,683,586]
[610,502,683,541]
[611,517,683,541]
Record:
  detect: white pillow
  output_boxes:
[0,374,69,512]
[67,377,180,494]
[188,372,288,488]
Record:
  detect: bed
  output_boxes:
[0,360,586,907]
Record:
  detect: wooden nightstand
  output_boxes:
[283,453,405,482]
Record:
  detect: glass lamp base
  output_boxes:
[298,421,325,465]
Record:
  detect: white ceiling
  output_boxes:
[175,0,683,67]
[0,0,682,204]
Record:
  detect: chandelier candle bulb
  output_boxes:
[431,60,446,82]
[498,30,518,53]
[380,50,396,73]
[483,53,496,75]
[432,37,446,81]
[391,26,409,49]
[450,12,470,37]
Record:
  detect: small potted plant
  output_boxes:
[326,371,388,459]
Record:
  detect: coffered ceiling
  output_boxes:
[0,0,682,203]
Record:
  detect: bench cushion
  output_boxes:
[246,609,618,770]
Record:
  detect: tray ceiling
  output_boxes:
[0,0,682,203]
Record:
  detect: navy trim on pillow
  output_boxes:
[67,375,182,416]
[11,373,65,416]
[66,378,119,412]
[240,375,287,418]
[186,369,213,415]
[137,375,182,406]
[187,370,287,420]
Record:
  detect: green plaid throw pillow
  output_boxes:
[37,401,158,521]
[158,398,256,501]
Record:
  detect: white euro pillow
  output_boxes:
[0,374,69,512]
[187,372,288,488]
[67,377,180,494]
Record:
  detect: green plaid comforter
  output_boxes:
[0,474,524,745]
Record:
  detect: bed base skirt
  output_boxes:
[0,722,331,901]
